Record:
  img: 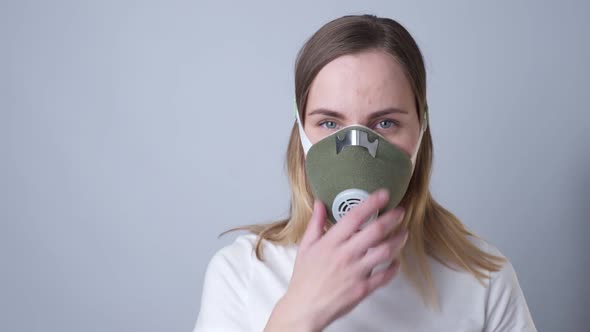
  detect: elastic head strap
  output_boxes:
[411,110,429,165]
[294,102,313,156]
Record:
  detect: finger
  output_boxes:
[361,231,408,272]
[299,200,327,252]
[324,188,390,244]
[365,258,401,294]
[345,207,405,257]
[359,230,408,277]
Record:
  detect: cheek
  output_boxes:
[303,124,324,145]
[386,130,421,157]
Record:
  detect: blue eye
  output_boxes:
[376,120,395,129]
[320,121,338,129]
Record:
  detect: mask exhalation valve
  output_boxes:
[331,188,378,227]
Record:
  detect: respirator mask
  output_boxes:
[296,106,428,225]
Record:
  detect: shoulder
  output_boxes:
[205,231,298,278]
[466,236,537,331]
[466,235,519,282]
[465,235,519,287]
[193,233,262,331]
[205,233,260,277]
[215,232,260,258]
[466,234,505,258]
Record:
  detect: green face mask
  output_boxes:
[296,108,428,225]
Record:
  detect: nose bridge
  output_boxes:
[346,113,368,127]
[335,127,379,157]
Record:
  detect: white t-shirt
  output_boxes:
[193,233,536,332]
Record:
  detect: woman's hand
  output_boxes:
[264,189,408,332]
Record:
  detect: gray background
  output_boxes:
[1,0,588,331]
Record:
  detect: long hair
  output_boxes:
[222,14,504,306]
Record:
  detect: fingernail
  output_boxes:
[402,231,409,246]
[397,208,406,221]
[314,200,324,213]
[376,189,389,201]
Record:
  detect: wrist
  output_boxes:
[265,294,323,332]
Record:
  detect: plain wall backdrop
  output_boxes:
[1,0,589,331]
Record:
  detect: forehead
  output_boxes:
[306,50,415,116]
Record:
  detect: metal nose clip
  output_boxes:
[335,129,379,157]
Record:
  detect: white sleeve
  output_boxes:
[193,238,252,332]
[483,246,537,332]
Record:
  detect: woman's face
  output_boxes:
[304,50,422,159]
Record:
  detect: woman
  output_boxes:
[193,14,536,332]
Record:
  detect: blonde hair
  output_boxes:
[222,14,504,305]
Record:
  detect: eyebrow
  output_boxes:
[307,107,409,120]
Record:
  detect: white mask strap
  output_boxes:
[294,104,313,156]
[410,110,429,165]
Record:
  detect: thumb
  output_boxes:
[299,200,327,252]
